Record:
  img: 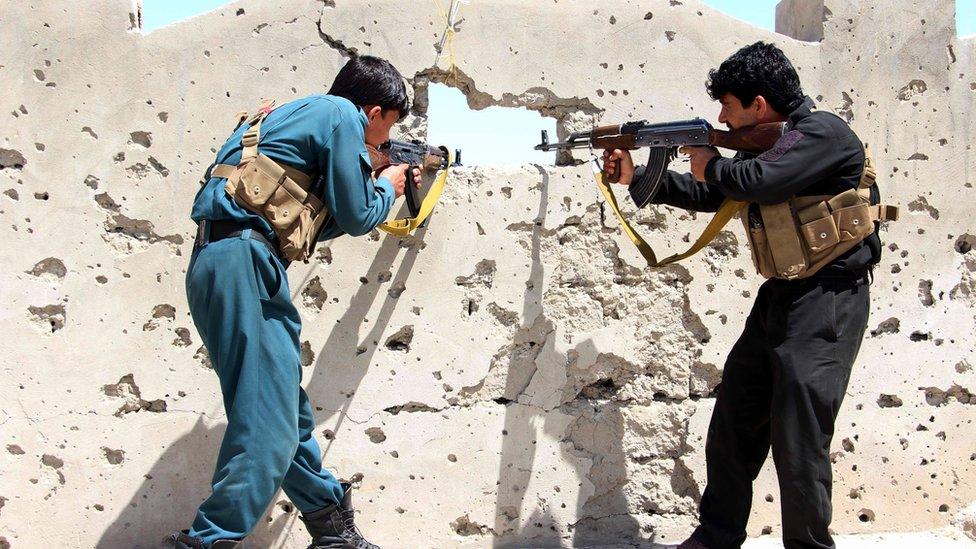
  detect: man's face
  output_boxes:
[716,93,761,130]
[364,106,401,147]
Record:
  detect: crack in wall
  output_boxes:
[317,5,357,58]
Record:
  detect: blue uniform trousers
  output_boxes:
[184,229,343,546]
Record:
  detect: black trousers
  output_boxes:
[692,274,870,549]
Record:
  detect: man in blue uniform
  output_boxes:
[168,55,417,549]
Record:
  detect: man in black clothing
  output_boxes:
[605,42,881,549]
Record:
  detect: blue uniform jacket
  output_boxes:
[191,94,395,240]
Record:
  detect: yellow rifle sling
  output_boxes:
[592,161,747,267]
[378,155,452,237]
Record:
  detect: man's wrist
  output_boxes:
[375,175,395,195]
[704,155,724,183]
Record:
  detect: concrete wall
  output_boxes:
[1,0,974,547]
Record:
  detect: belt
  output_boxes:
[194,219,286,265]
[768,267,871,287]
[810,267,871,281]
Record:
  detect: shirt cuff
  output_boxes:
[374,176,395,197]
[704,155,726,185]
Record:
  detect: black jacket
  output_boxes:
[631,97,881,276]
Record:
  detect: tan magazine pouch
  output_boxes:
[743,144,899,280]
[211,99,331,263]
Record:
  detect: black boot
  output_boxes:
[164,530,242,548]
[300,482,380,549]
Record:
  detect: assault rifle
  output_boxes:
[368,140,458,223]
[534,118,783,207]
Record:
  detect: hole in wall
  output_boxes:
[959,1,976,38]
[140,0,236,33]
[704,0,776,33]
[426,83,557,167]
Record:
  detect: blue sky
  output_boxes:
[144,1,975,165]
[143,1,976,36]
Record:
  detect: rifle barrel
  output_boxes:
[534,129,594,151]
[534,140,595,152]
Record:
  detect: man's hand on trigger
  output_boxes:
[602,149,635,186]
[679,146,720,182]
[379,164,409,198]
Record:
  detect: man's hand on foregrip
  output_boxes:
[602,149,635,186]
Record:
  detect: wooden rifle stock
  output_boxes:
[708,122,784,154]
[366,143,391,177]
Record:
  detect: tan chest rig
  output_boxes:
[210,100,331,263]
[742,145,899,280]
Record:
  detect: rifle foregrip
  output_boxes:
[591,124,622,138]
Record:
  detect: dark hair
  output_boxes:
[706,41,804,115]
[328,55,409,120]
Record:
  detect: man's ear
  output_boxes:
[752,95,769,116]
[753,95,787,121]
[365,105,383,122]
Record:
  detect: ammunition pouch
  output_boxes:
[210,100,331,263]
[741,145,899,280]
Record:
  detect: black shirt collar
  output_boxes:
[787,96,816,128]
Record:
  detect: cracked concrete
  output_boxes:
[1,0,975,547]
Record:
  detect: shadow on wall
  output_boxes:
[489,163,561,547]
[300,203,425,461]
[246,211,422,542]
[565,365,642,549]
[486,166,642,548]
[97,198,425,547]
[96,413,297,547]
[93,168,689,546]
[94,418,239,548]
[489,340,643,549]
[255,200,427,545]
